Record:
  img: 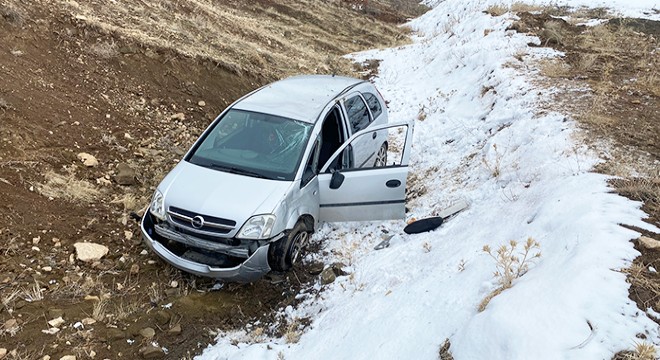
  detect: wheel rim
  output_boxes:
[289,231,308,265]
[375,145,387,167]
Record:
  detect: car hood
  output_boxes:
[159,161,293,235]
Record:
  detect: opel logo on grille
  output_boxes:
[191,215,205,229]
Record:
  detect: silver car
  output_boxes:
[141,75,413,282]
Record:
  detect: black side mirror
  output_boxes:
[329,171,345,190]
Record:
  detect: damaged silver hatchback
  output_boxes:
[141,75,413,282]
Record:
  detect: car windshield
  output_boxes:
[186,109,313,181]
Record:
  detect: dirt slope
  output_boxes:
[0,1,423,358]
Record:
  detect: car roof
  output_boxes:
[232,75,364,123]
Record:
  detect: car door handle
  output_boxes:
[386,179,401,188]
[372,132,377,139]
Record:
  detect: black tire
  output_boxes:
[268,221,309,272]
[374,142,387,167]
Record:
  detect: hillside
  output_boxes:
[1,0,659,359]
[0,1,423,358]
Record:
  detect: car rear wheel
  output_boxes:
[268,221,309,272]
[374,142,387,167]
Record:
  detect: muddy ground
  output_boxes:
[0,1,423,359]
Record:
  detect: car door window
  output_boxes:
[363,93,382,119]
[321,122,413,173]
[344,95,371,134]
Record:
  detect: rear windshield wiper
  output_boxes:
[208,163,272,180]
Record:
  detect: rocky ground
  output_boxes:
[0,1,424,359]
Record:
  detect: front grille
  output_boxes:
[167,206,236,235]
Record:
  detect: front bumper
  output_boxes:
[141,213,272,283]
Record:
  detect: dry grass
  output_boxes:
[610,177,660,214]
[24,281,44,302]
[486,2,556,17]
[479,238,541,312]
[37,170,101,202]
[623,262,660,310]
[60,0,414,79]
[92,298,108,322]
[148,282,164,305]
[284,318,302,344]
[538,59,571,78]
[541,20,567,45]
[481,143,503,178]
[614,341,657,360]
[110,193,140,212]
[88,40,119,58]
[439,338,454,360]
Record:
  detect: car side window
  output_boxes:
[344,95,371,134]
[363,93,382,119]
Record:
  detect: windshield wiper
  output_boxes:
[207,163,272,180]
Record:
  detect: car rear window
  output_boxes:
[363,93,382,119]
[345,95,371,133]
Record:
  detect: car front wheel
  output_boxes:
[268,221,309,272]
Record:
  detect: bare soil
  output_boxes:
[0,1,424,358]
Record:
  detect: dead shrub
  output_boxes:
[439,338,454,360]
[88,40,119,58]
[37,170,101,202]
[479,238,541,312]
[485,4,508,17]
[541,20,567,45]
[613,341,657,360]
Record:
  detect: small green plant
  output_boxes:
[479,237,541,311]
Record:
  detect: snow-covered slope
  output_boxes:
[199,1,660,359]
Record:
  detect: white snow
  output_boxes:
[198,1,660,359]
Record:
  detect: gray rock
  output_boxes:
[321,267,336,285]
[139,327,155,339]
[639,236,660,250]
[308,262,324,276]
[155,311,171,325]
[115,163,136,186]
[139,345,165,359]
[77,152,98,167]
[331,262,349,276]
[73,243,109,262]
[170,113,185,121]
[167,323,181,335]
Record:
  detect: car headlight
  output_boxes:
[149,189,166,221]
[237,214,276,239]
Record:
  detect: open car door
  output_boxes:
[318,121,414,222]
